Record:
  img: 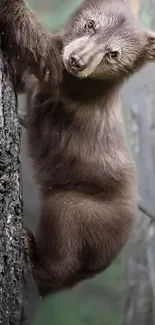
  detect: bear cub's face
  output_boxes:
[62,0,155,80]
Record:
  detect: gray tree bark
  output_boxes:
[0,50,29,324]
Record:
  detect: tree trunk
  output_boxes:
[0,50,29,324]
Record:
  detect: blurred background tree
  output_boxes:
[20,0,155,324]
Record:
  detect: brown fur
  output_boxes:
[1,0,155,297]
[0,0,63,94]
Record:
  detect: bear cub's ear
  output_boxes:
[145,31,155,60]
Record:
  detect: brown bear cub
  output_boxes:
[0,0,155,296]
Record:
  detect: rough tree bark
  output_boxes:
[0,50,29,324]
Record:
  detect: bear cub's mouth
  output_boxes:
[63,52,87,77]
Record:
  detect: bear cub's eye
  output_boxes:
[85,20,96,32]
[107,51,119,60]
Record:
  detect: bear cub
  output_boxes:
[1,0,155,297]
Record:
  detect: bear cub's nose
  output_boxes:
[69,54,86,72]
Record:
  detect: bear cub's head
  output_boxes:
[62,0,155,80]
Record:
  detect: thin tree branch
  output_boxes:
[138,203,155,222]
